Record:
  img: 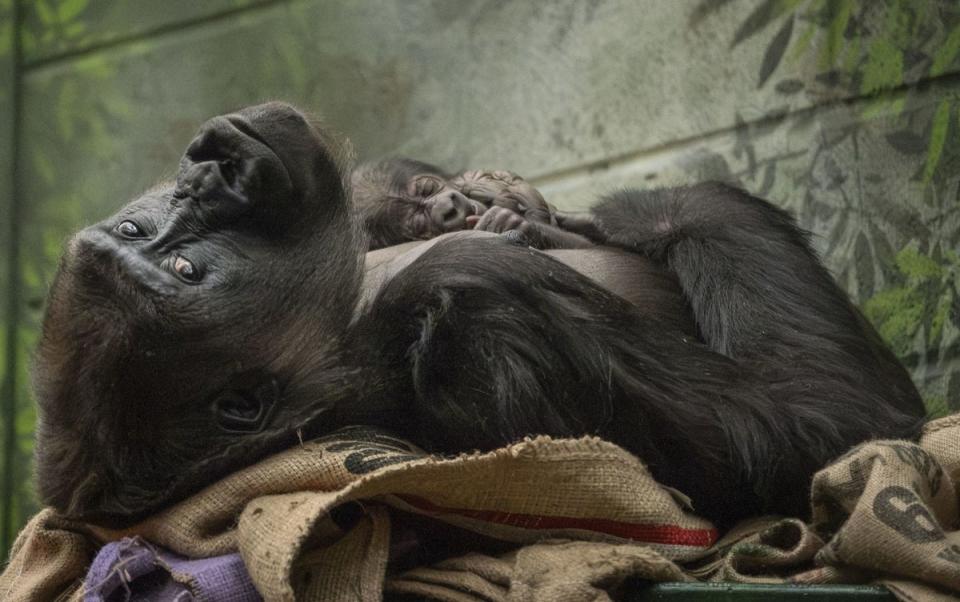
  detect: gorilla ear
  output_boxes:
[211,373,281,434]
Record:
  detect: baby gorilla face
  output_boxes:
[398,171,487,238]
[352,158,556,249]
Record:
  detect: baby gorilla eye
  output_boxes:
[173,256,201,282]
[116,220,145,238]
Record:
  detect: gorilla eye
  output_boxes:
[116,220,145,238]
[173,256,201,282]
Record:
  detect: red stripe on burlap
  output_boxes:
[394,494,718,547]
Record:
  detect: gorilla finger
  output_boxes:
[474,206,512,231]
[500,229,530,247]
[523,207,552,224]
[494,211,524,232]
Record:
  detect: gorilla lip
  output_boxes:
[177,114,293,215]
[464,203,486,229]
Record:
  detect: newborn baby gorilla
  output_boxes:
[352,158,596,249]
[33,102,925,530]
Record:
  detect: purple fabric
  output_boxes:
[84,537,261,602]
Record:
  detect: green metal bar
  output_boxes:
[630,583,896,601]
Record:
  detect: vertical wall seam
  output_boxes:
[1,0,25,560]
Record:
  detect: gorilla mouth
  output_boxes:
[176,113,293,212]
[464,201,487,229]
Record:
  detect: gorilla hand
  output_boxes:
[471,206,593,250]
[451,170,554,225]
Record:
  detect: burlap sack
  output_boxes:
[230,429,713,600]
[0,509,93,601]
[921,414,960,497]
[4,416,960,601]
[811,442,959,591]
[387,540,691,602]
[705,414,960,601]
[712,518,824,583]
[4,427,713,600]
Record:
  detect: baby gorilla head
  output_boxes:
[352,158,555,249]
[33,102,364,524]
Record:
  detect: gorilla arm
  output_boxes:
[469,206,595,250]
[591,184,926,487]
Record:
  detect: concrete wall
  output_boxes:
[2,0,959,550]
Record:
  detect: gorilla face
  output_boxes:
[33,103,364,524]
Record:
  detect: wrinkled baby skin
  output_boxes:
[353,158,593,250]
[450,169,556,227]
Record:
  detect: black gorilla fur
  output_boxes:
[33,102,925,529]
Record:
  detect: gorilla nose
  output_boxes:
[431,190,473,231]
[68,228,122,270]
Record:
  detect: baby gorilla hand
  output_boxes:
[452,170,520,205]
[500,229,531,247]
[472,206,594,250]
[452,170,553,225]
[472,206,529,235]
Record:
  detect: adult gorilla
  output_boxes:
[33,103,924,529]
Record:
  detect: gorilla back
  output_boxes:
[33,102,924,528]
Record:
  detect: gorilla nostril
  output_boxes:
[442,202,460,223]
[449,191,472,216]
[429,191,474,232]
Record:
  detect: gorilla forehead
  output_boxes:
[354,157,448,198]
